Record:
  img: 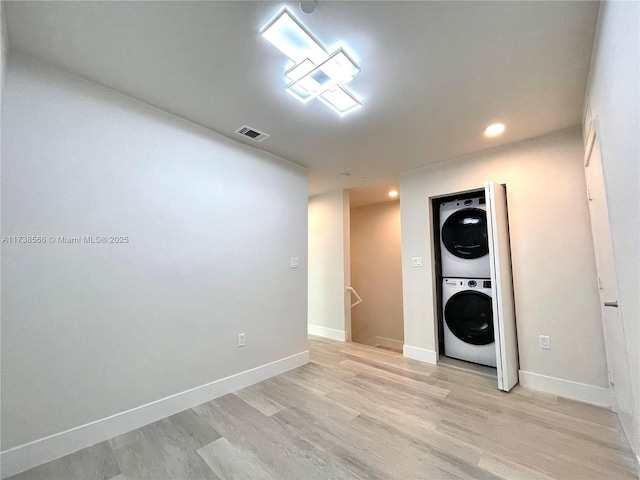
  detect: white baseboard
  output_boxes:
[518,370,612,407]
[0,351,309,479]
[308,324,346,341]
[403,345,437,365]
[363,336,404,350]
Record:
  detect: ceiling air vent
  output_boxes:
[234,124,271,143]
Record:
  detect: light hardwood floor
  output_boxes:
[8,336,637,479]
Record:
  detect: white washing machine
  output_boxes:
[442,278,496,367]
[439,196,490,278]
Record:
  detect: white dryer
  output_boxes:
[439,196,490,278]
[442,278,496,367]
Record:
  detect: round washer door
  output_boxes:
[441,208,489,259]
[444,291,494,345]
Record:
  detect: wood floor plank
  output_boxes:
[478,454,557,480]
[342,363,451,399]
[233,384,286,417]
[197,437,274,480]
[110,436,177,480]
[108,429,145,451]
[113,417,219,480]
[274,361,350,395]
[350,413,501,480]
[271,405,387,480]
[338,358,448,394]
[7,442,120,480]
[167,408,222,448]
[263,375,361,421]
[196,394,352,479]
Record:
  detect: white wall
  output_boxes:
[584,0,639,457]
[1,54,308,462]
[1,2,7,94]
[308,189,350,341]
[0,3,6,460]
[350,200,403,347]
[400,128,610,396]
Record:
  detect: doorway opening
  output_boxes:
[349,192,404,353]
[431,182,519,391]
[432,189,496,376]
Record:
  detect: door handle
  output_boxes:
[346,287,363,308]
[604,301,618,308]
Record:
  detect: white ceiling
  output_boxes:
[4,1,599,206]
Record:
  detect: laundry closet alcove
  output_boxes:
[432,181,519,392]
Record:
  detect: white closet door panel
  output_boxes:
[485,181,519,391]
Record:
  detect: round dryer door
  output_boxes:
[441,208,489,259]
[444,291,494,345]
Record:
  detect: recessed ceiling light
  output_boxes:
[484,123,506,137]
[389,190,399,198]
[261,9,362,116]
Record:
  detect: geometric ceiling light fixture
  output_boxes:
[261,9,362,116]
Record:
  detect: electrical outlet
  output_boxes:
[290,257,299,268]
[238,333,245,347]
[412,257,423,267]
[539,335,551,350]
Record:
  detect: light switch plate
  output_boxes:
[412,257,423,267]
[539,335,551,349]
[290,257,299,268]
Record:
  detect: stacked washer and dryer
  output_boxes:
[439,196,497,368]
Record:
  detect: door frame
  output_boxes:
[583,116,632,424]
[429,184,519,391]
